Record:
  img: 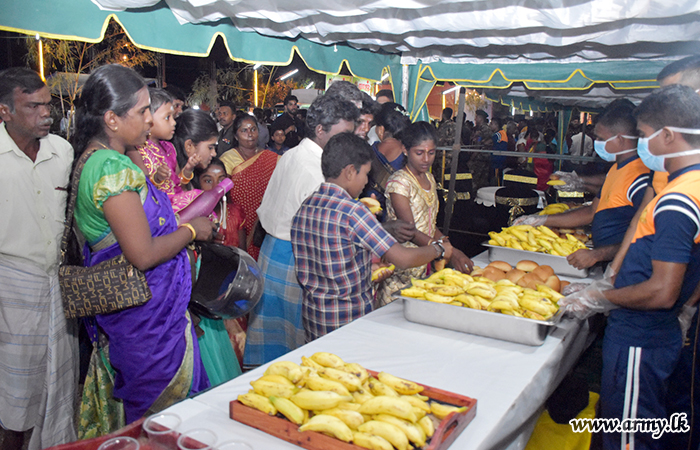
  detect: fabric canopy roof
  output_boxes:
[2,0,698,112]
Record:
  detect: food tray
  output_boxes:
[230,369,477,450]
[402,296,563,346]
[482,242,589,278]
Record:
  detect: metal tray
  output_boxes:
[402,296,563,346]
[482,242,589,278]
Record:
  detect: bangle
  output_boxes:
[179,223,197,242]
[150,174,165,186]
[179,170,193,184]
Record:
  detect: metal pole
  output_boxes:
[442,87,466,236]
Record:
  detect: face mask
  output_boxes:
[593,135,638,162]
[638,127,700,172]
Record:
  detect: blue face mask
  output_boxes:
[593,135,637,162]
[638,127,700,172]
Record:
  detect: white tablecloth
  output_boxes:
[163,252,594,450]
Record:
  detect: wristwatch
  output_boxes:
[432,240,445,260]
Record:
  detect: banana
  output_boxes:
[527,231,538,247]
[368,377,400,397]
[466,283,497,299]
[399,287,426,299]
[430,401,468,420]
[318,366,363,392]
[338,362,370,385]
[523,310,546,321]
[336,401,362,411]
[290,389,353,410]
[298,414,353,442]
[495,279,517,287]
[488,231,507,246]
[237,392,277,415]
[502,309,524,317]
[473,296,492,309]
[412,406,427,421]
[510,240,524,250]
[414,393,430,401]
[360,197,383,215]
[450,301,464,307]
[317,407,365,430]
[374,414,426,447]
[432,285,464,296]
[487,299,517,312]
[352,431,393,450]
[358,396,417,423]
[537,284,564,301]
[352,388,375,404]
[510,228,528,242]
[452,294,482,309]
[305,375,352,397]
[423,292,454,304]
[270,396,305,425]
[371,264,395,282]
[311,352,346,368]
[400,395,430,413]
[510,224,535,232]
[546,179,567,186]
[264,361,304,384]
[257,374,295,386]
[358,421,410,450]
[538,225,560,239]
[518,297,553,317]
[301,355,325,370]
[251,379,298,399]
[418,415,435,438]
[377,372,424,395]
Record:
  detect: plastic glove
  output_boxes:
[678,304,698,341]
[512,214,548,226]
[559,276,617,320]
[552,171,584,192]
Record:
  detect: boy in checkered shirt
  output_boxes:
[291,132,452,341]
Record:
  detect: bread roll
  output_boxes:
[488,260,512,272]
[482,266,506,282]
[505,268,526,284]
[517,272,542,289]
[516,260,539,272]
[433,259,446,271]
[560,280,571,290]
[545,275,561,292]
[532,265,555,281]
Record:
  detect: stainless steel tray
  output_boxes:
[482,242,589,278]
[402,296,563,346]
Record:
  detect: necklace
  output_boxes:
[404,167,436,205]
[90,140,110,151]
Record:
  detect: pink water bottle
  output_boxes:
[178,178,233,223]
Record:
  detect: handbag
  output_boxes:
[58,147,152,319]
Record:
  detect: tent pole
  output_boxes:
[442,87,466,236]
[401,65,409,108]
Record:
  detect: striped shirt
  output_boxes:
[291,182,397,340]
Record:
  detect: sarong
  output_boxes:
[243,235,305,368]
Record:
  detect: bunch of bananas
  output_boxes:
[488,224,587,256]
[538,203,569,215]
[400,266,563,321]
[237,352,468,450]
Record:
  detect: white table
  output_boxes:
[164,265,593,450]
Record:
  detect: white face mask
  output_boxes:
[637,127,700,172]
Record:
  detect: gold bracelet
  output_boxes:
[179,170,193,184]
[178,223,197,242]
[150,174,165,186]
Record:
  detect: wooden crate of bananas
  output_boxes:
[397,261,566,346]
[230,352,476,450]
[484,223,589,278]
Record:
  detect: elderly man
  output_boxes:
[0,68,77,450]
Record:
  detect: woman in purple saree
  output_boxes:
[72,65,215,423]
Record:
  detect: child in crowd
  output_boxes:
[377,122,473,305]
[267,122,290,155]
[291,132,454,341]
[193,157,246,250]
[561,84,700,449]
[130,88,202,213]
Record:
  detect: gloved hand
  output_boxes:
[678,304,698,341]
[512,214,548,226]
[552,171,584,192]
[559,276,617,320]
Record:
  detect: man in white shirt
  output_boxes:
[244,93,360,368]
[0,68,77,450]
[569,125,594,158]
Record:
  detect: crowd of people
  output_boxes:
[2,54,700,450]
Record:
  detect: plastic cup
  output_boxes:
[216,442,253,450]
[176,429,217,450]
[97,436,140,450]
[143,412,182,449]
